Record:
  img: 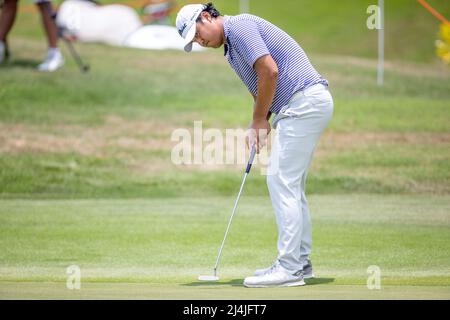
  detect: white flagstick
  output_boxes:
[239,0,250,13]
[377,0,384,86]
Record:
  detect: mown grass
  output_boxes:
[0,195,448,283]
[0,195,449,299]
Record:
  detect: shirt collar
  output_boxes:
[223,15,231,56]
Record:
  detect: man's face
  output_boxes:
[192,12,223,48]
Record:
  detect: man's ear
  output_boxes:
[201,11,212,22]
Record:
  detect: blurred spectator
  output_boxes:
[56,0,202,51]
[142,0,175,25]
[0,0,64,71]
[56,0,142,47]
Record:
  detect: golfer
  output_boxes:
[176,3,333,287]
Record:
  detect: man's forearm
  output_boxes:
[252,94,272,120]
[253,71,277,121]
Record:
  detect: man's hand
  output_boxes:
[247,118,271,153]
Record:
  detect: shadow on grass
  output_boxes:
[1,59,39,69]
[182,279,244,287]
[305,278,335,285]
[182,277,335,287]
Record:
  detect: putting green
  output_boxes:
[1,281,449,300]
[0,195,449,299]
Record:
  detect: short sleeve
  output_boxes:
[229,20,270,68]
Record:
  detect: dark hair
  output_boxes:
[197,2,221,22]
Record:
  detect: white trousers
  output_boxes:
[267,83,333,273]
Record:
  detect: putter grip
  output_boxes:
[245,145,257,173]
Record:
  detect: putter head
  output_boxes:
[198,275,219,281]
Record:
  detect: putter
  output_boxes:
[198,144,257,281]
[61,36,90,73]
[51,12,90,73]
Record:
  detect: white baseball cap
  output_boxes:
[176,4,206,52]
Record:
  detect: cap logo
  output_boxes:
[177,5,205,39]
[178,22,188,37]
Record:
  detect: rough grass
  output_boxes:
[102,0,450,63]
[1,37,449,197]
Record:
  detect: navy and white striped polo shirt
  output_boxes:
[223,14,328,114]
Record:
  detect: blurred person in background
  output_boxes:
[0,0,64,71]
[142,0,175,25]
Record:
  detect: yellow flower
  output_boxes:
[436,24,450,64]
[436,40,450,64]
[439,23,450,44]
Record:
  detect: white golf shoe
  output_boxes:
[37,49,64,72]
[254,259,314,279]
[253,260,281,277]
[302,259,315,279]
[244,263,305,288]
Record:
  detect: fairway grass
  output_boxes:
[1,195,449,299]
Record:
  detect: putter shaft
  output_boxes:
[63,37,89,73]
[213,145,257,276]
